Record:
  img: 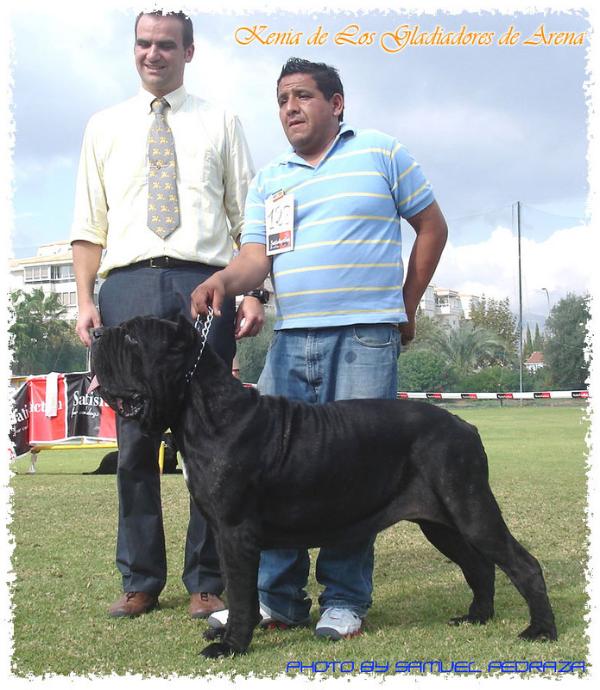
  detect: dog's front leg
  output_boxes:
[200,523,261,658]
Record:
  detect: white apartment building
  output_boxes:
[418,284,437,317]
[433,288,467,329]
[418,286,479,327]
[8,241,92,321]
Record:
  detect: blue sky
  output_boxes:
[6,1,595,322]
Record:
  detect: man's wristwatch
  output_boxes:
[244,288,270,304]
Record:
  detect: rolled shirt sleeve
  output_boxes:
[71,117,109,248]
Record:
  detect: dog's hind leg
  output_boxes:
[417,519,495,626]
[471,521,556,641]
[440,484,557,642]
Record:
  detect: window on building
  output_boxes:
[24,265,50,283]
[58,292,77,307]
[51,264,75,281]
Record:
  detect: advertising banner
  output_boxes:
[9,373,116,458]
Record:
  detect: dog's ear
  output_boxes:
[175,314,198,348]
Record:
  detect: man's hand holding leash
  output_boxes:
[191,243,272,338]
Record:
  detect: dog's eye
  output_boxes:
[124,334,138,346]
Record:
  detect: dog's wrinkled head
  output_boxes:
[90,315,198,433]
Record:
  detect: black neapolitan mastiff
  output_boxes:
[90,315,557,658]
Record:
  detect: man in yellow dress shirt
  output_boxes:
[71,9,262,619]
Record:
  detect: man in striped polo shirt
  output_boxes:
[191,57,447,640]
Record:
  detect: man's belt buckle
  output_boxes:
[149,256,169,268]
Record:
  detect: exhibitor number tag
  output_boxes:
[265,191,295,256]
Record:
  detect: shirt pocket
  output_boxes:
[178,136,224,210]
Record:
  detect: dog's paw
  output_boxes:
[448,614,488,626]
[203,626,225,642]
[200,642,237,658]
[518,623,558,642]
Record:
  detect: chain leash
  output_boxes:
[185,307,213,384]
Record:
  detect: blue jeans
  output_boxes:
[257,324,401,622]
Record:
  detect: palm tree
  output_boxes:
[426,321,507,377]
[9,289,84,375]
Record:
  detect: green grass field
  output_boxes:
[9,405,590,679]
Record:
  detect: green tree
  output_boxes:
[469,296,518,365]
[458,365,548,393]
[9,289,87,375]
[458,365,520,393]
[543,293,590,390]
[407,309,445,351]
[524,324,534,359]
[397,348,455,392]
[533,323,544,352]
[426,320,507,378]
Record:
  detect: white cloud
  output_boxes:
[433,223,592,315]
[15,154,74,182]
[387,103,525,153]
[185,37,288,166]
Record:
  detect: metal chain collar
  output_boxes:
[185,307,213,384]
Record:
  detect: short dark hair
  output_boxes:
[135,10,194,49]
[277,58,344,122]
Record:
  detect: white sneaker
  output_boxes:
[315,607,363,640]
[207,605,271,629]
[208,605,310,630]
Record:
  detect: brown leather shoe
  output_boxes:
[189,592,226,619]
[108,591,159,618]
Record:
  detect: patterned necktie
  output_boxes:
[147,98,180,238]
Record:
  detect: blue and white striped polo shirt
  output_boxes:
[242,124,435,330]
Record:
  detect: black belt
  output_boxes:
[110,256,203,272]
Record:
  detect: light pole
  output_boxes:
[516,201,523,394]
[540,287,550,311]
